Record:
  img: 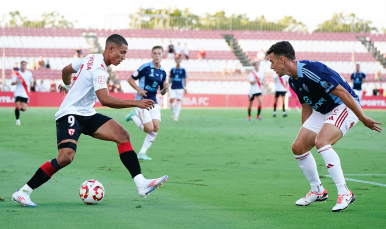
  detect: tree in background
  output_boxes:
[130,7,308,32]
[0,11,74,28]
[315,13,377,33]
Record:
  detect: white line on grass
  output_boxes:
[323,175,386,187]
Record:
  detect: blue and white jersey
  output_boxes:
[132,61,167,104]
[289,60,360,114]
[351,72,366,90]
[170,67,187,89]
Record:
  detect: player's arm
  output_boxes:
[301,103,312,125]
[11,74,21,85]
[62,64,77,85]
[160,77,169,95]
[128,76,147,98]
[95,88,154,110]
[184,78,187,94]
[331,85,382,132]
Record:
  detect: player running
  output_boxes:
[11,61,33,126]
[267,41,382,212]
[169,56,187,121]
[248,61,264,121]
[351,63,367,101]
[12,34,168,207]
[272,73,289,117]
[125,46,169,160]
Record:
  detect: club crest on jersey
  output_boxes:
[98,76,106,84]
[302,84,309,92]
[149,69,154,77]
[68,129,75,136]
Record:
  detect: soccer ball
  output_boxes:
[79,179,105,205]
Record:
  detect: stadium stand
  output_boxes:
[1,28,386,96]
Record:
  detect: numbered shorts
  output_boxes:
[170,89,184,100]
[302,104,359,136]
[249,93,262,101]
[134,104,161,124]
[56,113,112,144]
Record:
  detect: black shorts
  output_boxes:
[56,113,112,144]
[275,91,286,98]
[15,96,28,103]
[249,93,262,101]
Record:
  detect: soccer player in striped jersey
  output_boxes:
[125,46,169,160]
[248,62,264,121]
[272,73,289,117]
[11,61,33,125]
[267,41,382,212]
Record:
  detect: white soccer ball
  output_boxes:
[79,179,105,205]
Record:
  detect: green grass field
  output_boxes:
[0,108,385,228]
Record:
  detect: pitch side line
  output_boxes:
[324,175,386,187]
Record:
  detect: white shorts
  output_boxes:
[353,89,362,100]
[134,104,161,124]
[170,89,184,100]
[302,104,359,136]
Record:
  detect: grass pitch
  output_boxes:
[0,108,385,228]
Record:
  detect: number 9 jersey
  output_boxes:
[55,54,109,120]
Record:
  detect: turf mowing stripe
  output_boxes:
[324,175,386,187]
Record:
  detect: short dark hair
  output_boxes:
[106,34,128,47]
[266,41,296,60]
[20,60,27,65]
[152,46,164,52]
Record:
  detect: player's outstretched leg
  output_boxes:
[316,123,355,212]
[292,127,327,206]
[12,142,76,207]
[247,99,252,121]
[170,98,175,120]
[93,119,167,197]
[273,103,277,117]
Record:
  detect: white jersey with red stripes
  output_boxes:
[55,54,109,120]
[12,70,33,98]
[249,70,264,94]
[273,73,289,92]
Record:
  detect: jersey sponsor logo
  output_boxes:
[320,81,334,93]
[303,96,327,110]
[145,85,158,92]
[68,128,75,136]
[98,76,106,84]
[86,55,95,70]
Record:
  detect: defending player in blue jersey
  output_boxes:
[350,64,367,101]
[125,46,169,160]
[267,41,382,212]
[169,56,187,121]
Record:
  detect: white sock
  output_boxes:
[175,101,182,118]
[139,131,157,155]
[131,115,144,131]
[318,145,350,195]
[273,111,276,115]
[133,174,146,188]
[170,102,175,113]
[20,184,33,195]
[295,151,324,194]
